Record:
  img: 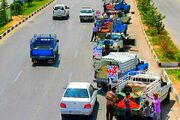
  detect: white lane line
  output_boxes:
[14,70,23,82]
[68,72,72,83]
[74,50,79,58]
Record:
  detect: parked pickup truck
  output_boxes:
[30,34,59,64]
[93,52,149,88]
[114,74,171,119]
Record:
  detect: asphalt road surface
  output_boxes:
[0,0,180,120]
[0,0,102,119]
[153,0,180,49]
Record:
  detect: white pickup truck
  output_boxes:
[114,74,171,119]
[117,74,171,104]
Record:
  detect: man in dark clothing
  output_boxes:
[103,3,107,12]
[91,25,99,42]
[124,92,131,120]
[104,39,110,55]
[106,87,117,120]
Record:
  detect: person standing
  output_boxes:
[106,87,117,120]
[143,100,153,120]
[91,24,99,42]
[104,38,110,55]
[146,93,161,120]
[124,92,131,120]
[103,2,107,12]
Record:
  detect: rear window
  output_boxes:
[80,9,92,13]
[64,88,89,98]
[54,6,64,10]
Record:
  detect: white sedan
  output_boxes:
[60,82,98,118]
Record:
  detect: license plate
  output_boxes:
[69,110,81,114]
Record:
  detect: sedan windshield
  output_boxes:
[64,88,89,98]
[81,10,92,13]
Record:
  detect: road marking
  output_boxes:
[68,72,72,83]
[14,70,23,82]
[74,50,79,58]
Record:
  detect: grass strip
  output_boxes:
[166,69,180,82]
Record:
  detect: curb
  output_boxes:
[133,0,179,68]
[162,69,180,103]
[133,0,180,102]
[0,0,55,40]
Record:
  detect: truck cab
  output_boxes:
[30,34,59,64]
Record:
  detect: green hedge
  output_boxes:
[137,0,180,62]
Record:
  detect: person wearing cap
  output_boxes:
[146,93,161,120]
[106,87,117,120]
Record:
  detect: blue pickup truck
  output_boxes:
[30,34,59,64]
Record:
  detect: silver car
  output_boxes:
[53,5,70,20]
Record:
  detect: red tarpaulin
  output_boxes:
[117,99,140,109]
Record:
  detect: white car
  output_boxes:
[60,82,98,118]
[79,7,95,22]
[53,5,70,20]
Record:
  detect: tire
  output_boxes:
[61,114,67,118]
[163,89,170,104]
[80,19,83,22]
[52,17,56,20]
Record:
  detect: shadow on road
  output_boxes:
[161,100,176,120]
[62,102,99,120]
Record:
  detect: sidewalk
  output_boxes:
[128,0,180,119]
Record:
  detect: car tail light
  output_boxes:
[84,103,91,109]
[60,102,66,108]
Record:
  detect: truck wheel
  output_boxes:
[65,15,68,20]
[163,89,170,104]
[52,17,56,20]
[61,114,67,118]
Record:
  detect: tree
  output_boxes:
[1,0,8,9]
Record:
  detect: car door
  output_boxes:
[89,85,97,108]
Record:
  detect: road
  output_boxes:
[0,0,102,119]
[153,0,180,49]
[0,0,179,120]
